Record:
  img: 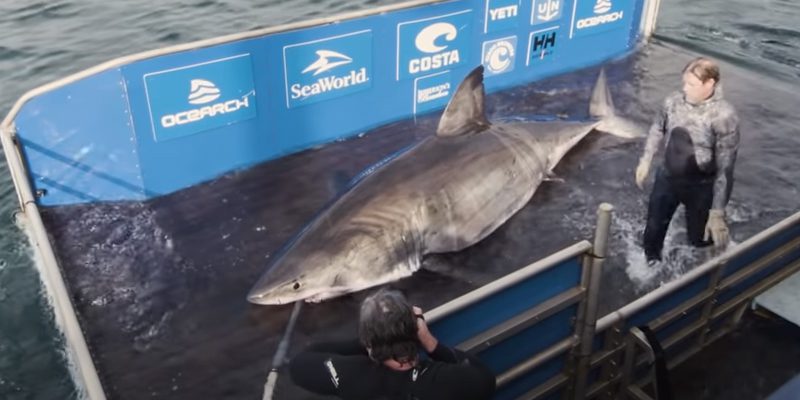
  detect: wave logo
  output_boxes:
[397,11,471,80]
[593,0,612,14]
[187,79,221,105]
[302,50,353,76]
[482,36,517,76]
[416,22,457,53]
[283,30,373,108]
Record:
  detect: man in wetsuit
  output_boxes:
[635,57,740,263]
[289,289,496,400]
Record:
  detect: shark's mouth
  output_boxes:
[305,288,352,303]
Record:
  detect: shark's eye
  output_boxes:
[293,282,301,290]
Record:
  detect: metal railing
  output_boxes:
[427,203,615,400]
[588,210,800,399]
[426,205,800,400]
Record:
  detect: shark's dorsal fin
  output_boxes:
[436,66,491,137]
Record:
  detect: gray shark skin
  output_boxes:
[248,66,639,305]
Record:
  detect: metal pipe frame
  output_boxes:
[426,241,592,323]
[457,287,585,353]
[587,211,800,399]
[496,337,578,387]
[597,210,800,333]
[0,125,106,400]
[617,257,800,397]
[640,0,663,40]
[515,374,569,400]
[571,203,614,399]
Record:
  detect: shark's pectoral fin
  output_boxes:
[436,66,491,138]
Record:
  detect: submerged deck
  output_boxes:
[27,40,800,400]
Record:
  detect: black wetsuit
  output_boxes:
[641,88,740,261]
[289,339,496,400]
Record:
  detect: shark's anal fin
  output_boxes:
[436,66,491,137]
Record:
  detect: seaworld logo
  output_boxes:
[284,30,373,108]
[290,50,369,100]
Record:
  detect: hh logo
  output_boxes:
[571,0,629,38]
[484,0,521,33]
[396,10,472,80]
[482,36,517,76]
[283,30,372,108]
[144,54,257,142]
[526,27,558,65]
[531,0,562,26]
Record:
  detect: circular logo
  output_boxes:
[484,41,515,74]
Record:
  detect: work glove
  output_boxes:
[703,209,729,247]
[635,157,651,190]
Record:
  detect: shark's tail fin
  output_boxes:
[590,69,642,139]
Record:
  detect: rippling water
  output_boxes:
[0,1,798,399]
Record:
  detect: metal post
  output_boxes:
[641,0,663,40]
[1,125,107,400]
[573,203,614,399]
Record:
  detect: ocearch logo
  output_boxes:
[576,0,623,30]
[409,22,461,74]
[161,81,252,128]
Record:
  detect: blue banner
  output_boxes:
[143,54,257,142]
[12,0,646,205]
[283,30,373,108]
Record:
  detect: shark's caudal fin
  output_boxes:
[589,69,642,139]
[436,66,491,137]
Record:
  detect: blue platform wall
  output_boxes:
[12,0,644,206]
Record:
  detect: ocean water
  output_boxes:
[0,0,798,399]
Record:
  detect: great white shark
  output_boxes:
[248,66,639,305]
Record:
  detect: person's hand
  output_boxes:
[413,306,438,353]
[635,158,651,190]
[703,209,729,247]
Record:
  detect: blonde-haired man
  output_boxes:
[636,57,740,263]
